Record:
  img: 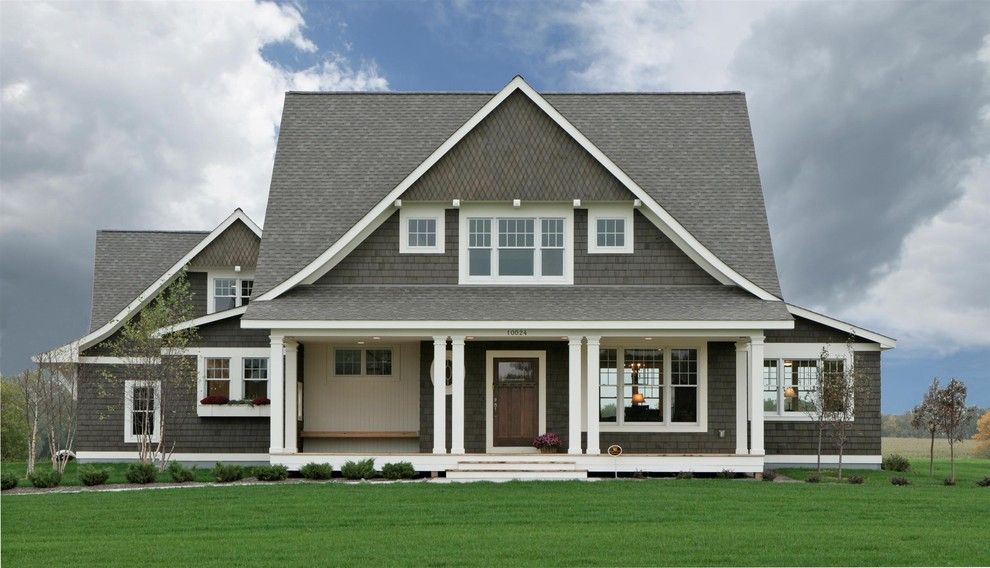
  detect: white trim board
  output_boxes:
[41,209,262,361]
[255,76,781,303]
[154,306,247,336]
[76,451,270,464]
[786,304,896,349]
[764,454,881,467]
[242,319,795,331]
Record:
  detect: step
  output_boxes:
[446,469,588,481]
[455,461,580,471]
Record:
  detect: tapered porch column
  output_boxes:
[585,336,601,455]
[749,336,766,455]
[567,337,583,455]
[450,336,466,455]
[432,336,448,454]
[269,335,285,454]
[735,340,749,455]
[284,339,299,453]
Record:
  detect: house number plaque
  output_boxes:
[506,329,528,336]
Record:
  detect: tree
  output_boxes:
[0,379,29,461]
[101,271,198,470]
[15,368,43,474]
[972,410,990,459]
[935,378,974,483]
[822,342,868,480]
[34,351,79,474]
[911,378,942,476]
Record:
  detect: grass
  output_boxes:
[883,436,983,459]
[779,456,988,487]
[0,461,215,487]
[2,458,988,566]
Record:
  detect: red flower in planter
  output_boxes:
[200,395,229,405]
[252,397,271,406]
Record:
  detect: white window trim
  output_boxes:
[485,350,547,453]
[124,380,161,444]
[762,343,857,422]
[458,203,574,285]
[598,342,708,433]
[205,269,255,314]
[399,204,445,254]
[194,348,271,403]
[330,345,399,380]
[587,204,634,254]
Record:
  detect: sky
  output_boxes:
[1,0,988,413]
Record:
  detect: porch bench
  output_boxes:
[300,431,419,439]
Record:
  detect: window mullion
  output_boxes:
[535,217,542,277]
[616,347,623,426]
[664,347,671,426]
[777,358,784,416]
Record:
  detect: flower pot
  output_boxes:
[539,446,559,454]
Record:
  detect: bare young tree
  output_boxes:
[936,378,974,483]
[805,346,837,472]
[822,341,868,480]
[16,369,42,474]
[101,271,199,470]
[34,352,78,474]
[910,378,942,476]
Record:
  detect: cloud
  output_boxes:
[493,0,990,351]
[0,1,387,373]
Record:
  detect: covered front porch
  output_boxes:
[261,326,775,475]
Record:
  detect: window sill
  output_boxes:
[197,404,271,418]
[599,423,707,433]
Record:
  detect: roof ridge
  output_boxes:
[97,229,211,234]
[285,91,745,96]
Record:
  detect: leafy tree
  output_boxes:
[0,379,29,461]
[935,378,975,483]
[101,271,198,470]
[910,378,942,476]
[973,410,990,459]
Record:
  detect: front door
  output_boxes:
[492,357,539,447]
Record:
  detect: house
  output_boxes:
[52,76,896,479]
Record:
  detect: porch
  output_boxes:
[262,327,773,475]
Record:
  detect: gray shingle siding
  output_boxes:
[188,219,260,269]
[75,363,268,454]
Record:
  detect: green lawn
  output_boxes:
[2,459,988,567]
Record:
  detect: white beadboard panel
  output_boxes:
[303,438,421,453]
[303,342,421,432]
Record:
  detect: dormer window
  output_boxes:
[210,276,254,313]
[399,204,445,254]
[588,205,634,254]
[459,204,573,284]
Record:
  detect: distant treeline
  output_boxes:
[882,408,986,438]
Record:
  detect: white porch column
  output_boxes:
[749,336,766,456]
[585,336,601,455]
[450,336,466,455]
[735,340,749,455]
[269,335,285,454]
[432,336,448,454]
[567,336,583,455]
[284,339,299,453]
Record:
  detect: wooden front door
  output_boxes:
[493,357,539,447]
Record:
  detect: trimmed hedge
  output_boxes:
[78,465,110,486]
[300,463,333,480]
[381,462,417,480]
[341,459,377,480]
[1,472,19,490]
[167,462,195,483]
[125,463,158,484]
[28,469,62,488]
[254,465,288,482]
[211,463,244,483]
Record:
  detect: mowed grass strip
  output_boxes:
[2,459,988,567]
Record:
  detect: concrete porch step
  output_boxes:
[446,469,588,481]
[455,460,581,471]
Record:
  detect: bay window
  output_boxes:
[598,344,706,431]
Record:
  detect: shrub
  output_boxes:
[943,477,956,486]
[881,454,910,472]
[805,473,821,483]
[890,476,910,486]
[1,472,19,490]
[531,432,561,450]
[847,475,865,485]
[675,471,693,480]
[254,465,288,482]
[211,463,244,483]
[716,469,735,480]
[199,395,229,405]
[341,458,377,480]
[300,462,333,480]
[28,469,62,488]
[167,462,195,483]
[125,462,158,484]
[252,396,270,406]
[977,476,990,487]
[381,462,417,480]
[78,465,110,486]
[762,469,778,481]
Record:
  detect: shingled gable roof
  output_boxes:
[253,76,783,302]
[43,210,261,360]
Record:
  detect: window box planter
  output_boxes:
[197,398,271,418]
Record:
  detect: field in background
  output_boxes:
[883,437,981,458]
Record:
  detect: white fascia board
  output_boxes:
[60,209,262,356]
[153,306,248,337]
[241,319,795,331]
[256,75,780,302]
[786,304,897,349]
